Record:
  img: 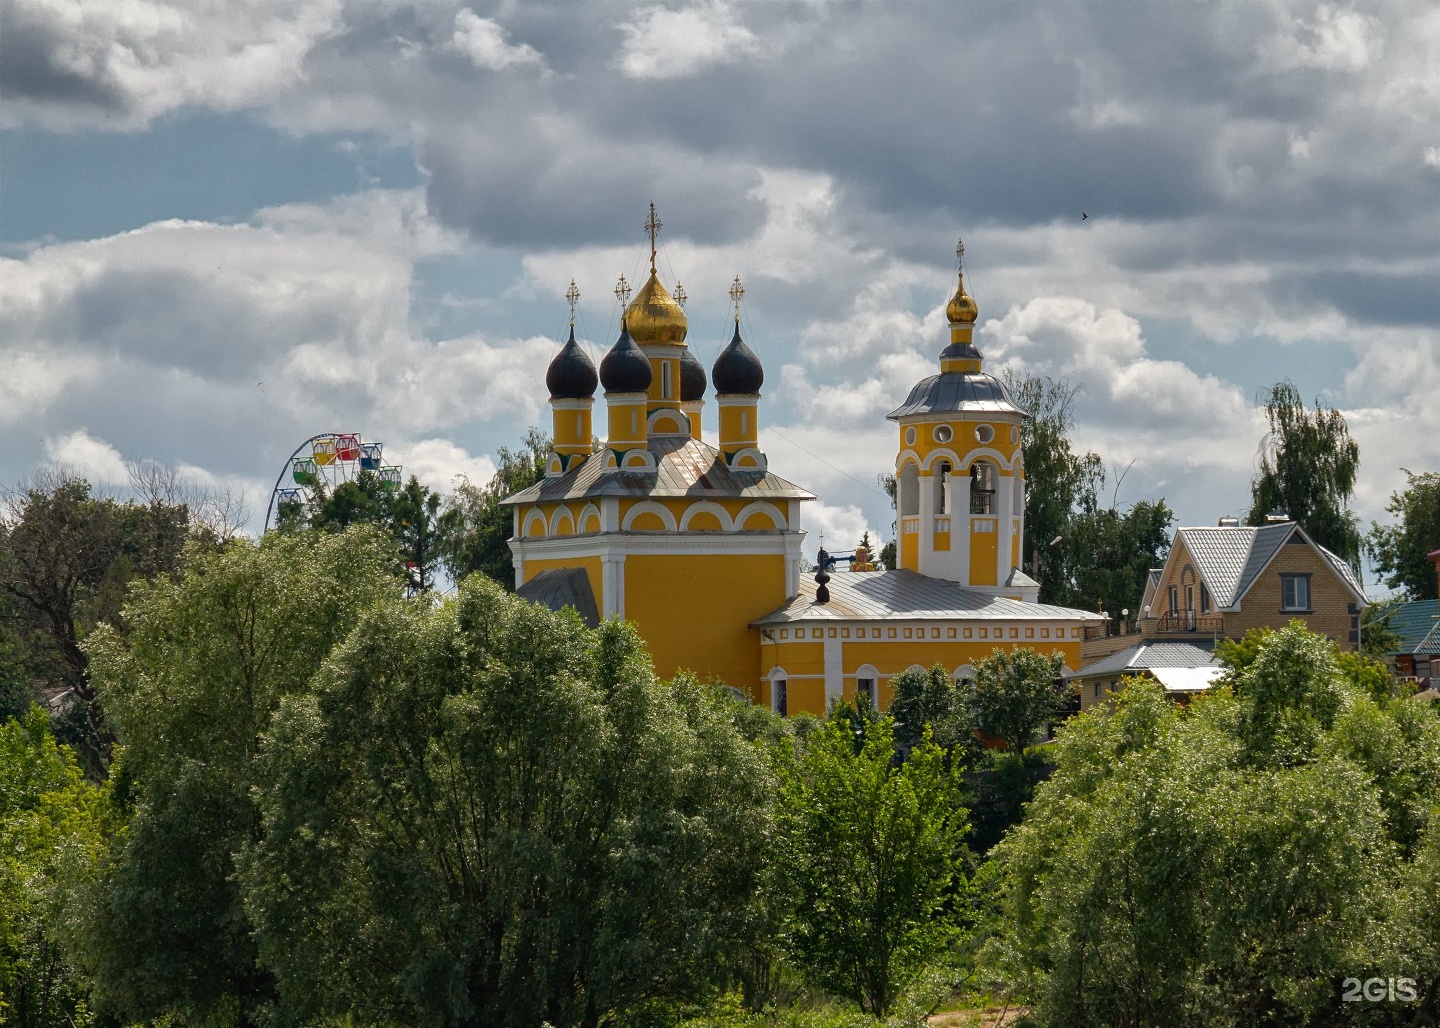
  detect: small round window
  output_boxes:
[933,424,953,443]
[905,426,916,446]
[975,424,995,444]
[1010,426,1020,444]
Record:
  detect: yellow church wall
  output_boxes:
[623,552,788,690]
[628,510,668,532]
[686,510,725,531]
[786,678,828,717]
[758,633,1083,715]
[969,521,998,586]
[718,404,758,447]
[519,555,605,617]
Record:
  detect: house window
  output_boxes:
[1185,585,1194,612]
[857,678,874,708]
[970,461,995,514]
[772,678,788,716]
[1168,586,1179,616]
[1200,583,1211,614]
[1093,681,1102,698]
[1281,574,1311,611]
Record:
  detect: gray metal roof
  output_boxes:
[1388,599,1440,656]
[502,435,815,506]
[516,567,600,628]
[886,372,1027,420]
[1074,640,1217,679]
[752,569,1097,625]
[1174,522,1364,609]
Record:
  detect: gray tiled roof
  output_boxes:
[516,567,600,628]
[753,569,1097,625]
[1073,639,1217,679]
[886,372,1026,420]
[502,435,815,506]
[1174,522,1364,610]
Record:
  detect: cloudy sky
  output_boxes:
[1,0,1435,589]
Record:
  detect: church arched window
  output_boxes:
[970,460,996,514]
[899,462,919,517]
[935,461,952,514]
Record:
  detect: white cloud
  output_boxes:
[1258,5,1382,74]
[449,10,544,72]
[1424,146,1440,169]
[394,438,498,493]
[800,501,878,562]
[616,1,763,80]
[1,0,342,130]
[43,429,128,483]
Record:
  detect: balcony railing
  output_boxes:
[1151,612,1224,634]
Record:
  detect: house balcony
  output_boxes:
[1145,612,1224,636]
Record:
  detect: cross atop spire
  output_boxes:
[644,202,662,274]
[956,237,966,272]
[614,274,631,307]
[673,281,687,309]
[729,275,745,323]
[565,278,580,326]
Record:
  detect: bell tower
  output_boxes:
[888,240,1034,599]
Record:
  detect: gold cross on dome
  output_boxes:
[956,238,966,271]
[614,274,631,307]
[565,279,580,325]
[644,202,662,274]
[729,275,745,322]
[674,281,687,309]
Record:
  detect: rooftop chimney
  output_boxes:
[1218,516,1240,527]
[1265,510,1289,523]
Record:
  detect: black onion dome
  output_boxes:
[599,320,653,393]
[545,325,598,399]
[711,322,764,395]
[679,346,707,400]
[939,341,983,362]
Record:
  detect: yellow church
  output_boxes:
[505,212,1097,715]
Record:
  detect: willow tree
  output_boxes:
[1247,381,1361,569]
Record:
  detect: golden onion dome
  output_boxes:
[624,271,688,345]
[946,268,978,325]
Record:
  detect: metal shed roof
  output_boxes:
[886,372,1027,420]
[503,435,815,506]
[753,569,1096,625]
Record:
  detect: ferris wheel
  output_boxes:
[263,433,403,531]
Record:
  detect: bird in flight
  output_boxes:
[1081,212,1089,220]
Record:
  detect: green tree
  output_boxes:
[1368,469,1440,600]
[280,471,445,594]
[70,529,398,1026]
[997,623,1440,1025]
[0,707,109,1027]
[1001,373,1103,604]
[1247,380,1362,570]
[0,473,190,771]
[240,575,775,1026]
[779,714,968,1015]
[969,648,1066,755]
[889,663,967,753]
[1065,498,1174,617]
[440,427,550,589]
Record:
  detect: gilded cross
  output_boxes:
[614,274,631,307]
[956,237,965,271]
[729,275,745,322]
[644,202,662,274]
[673,281,687,309]
[565,279,580,326]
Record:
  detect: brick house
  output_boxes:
[1072,518,1367,703]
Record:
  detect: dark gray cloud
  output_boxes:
[0,1,127,114]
